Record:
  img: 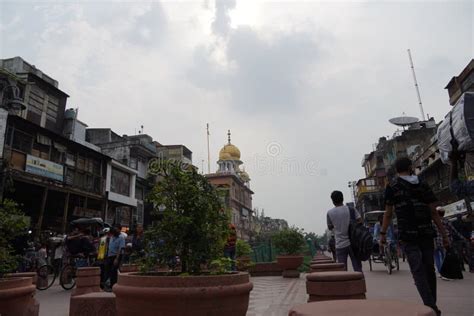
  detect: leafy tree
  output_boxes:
[272,226,305,255]
[0,199,28,277]
[144,161,229,275]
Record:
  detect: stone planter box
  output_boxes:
[306,271,366,302]
[248,262,283,277]
[114,272,253,316]
[276,256,304,278]
[119,264,140,273]
[289,299,436,316]
[309,263,345,273]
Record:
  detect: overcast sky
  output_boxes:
[1,0,472,234]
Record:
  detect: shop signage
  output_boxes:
[73,207,102,218]
[25,154,64,181]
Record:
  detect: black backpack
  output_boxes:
[348,207,373,261]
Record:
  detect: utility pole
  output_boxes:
[206,123,211,174]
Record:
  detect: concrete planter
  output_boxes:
[276,256,304,278]
[113,272,253,316]
[248,262,283,276]
[119,264,140,273]
[0,276,37,316]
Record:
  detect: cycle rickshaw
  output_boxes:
[365,210,400,274]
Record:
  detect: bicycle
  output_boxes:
[59,255,93,290]
[20,248,56,290]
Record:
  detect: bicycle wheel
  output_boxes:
[36,264,56,290]
[59,264,76,290]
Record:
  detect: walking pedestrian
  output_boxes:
[104,225,125,291]
[326,191,363,272]
[328,234,336,261]
[380,157,449,316]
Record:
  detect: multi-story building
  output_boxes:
[355,119,438,217]
[206,131,254,240]
[0,57,68,134]
[86,129,157,228]
[0,58,139,236]
[155,143,193,165]
[445,59,474,106]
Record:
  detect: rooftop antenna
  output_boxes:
[407,49,426,120]
[206,123,211,174]
[140,125,144,134]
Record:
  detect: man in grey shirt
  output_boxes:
[327,190,363,272]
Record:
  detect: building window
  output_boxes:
[111,167,131,196]
[12,129,33,153]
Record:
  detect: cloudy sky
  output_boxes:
[0,0,472,234]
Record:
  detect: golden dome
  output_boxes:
[219,144,241,160]
[218,130,241,161]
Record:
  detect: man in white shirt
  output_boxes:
[326,190,363,272]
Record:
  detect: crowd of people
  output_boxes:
[326,156,473,316]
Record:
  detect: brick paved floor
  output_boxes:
[247,275,307,316]
[36,260,474,316]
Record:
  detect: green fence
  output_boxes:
[250,239,317,263]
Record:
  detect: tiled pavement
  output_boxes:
[37,260,474,316]
[247,275,307,316]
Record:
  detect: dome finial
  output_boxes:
[227,129,231,144]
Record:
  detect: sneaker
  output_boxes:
[441,276,452,281]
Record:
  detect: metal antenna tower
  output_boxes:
[407,49,426,120]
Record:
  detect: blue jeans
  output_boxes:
[336,245,362,272]
[433,248,444,274]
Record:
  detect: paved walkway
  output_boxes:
[36,261,473,316]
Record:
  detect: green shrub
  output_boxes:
[0,199,28,277]
[272,227,305,256]
[144,161,229,275]
[236,239,252,258]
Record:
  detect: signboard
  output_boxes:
[25,154,64,181]
[73,207,102,218]
[0,108,8,159]
[443,199,474,218]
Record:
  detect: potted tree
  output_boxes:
[235,239,253,271]
[0,199,37,316]
[113,161,253,316]
[273,227,305,278]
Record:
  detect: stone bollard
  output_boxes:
[310,259,333,265]
[70,292,116,316]
[306,271,366,302]
[309,263,345,273]
[72,267,101,297]
[289,299,436,316]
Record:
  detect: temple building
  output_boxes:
[206,130,254,240]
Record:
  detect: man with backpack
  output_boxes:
[326,191,363,272]
[380,157,449,316]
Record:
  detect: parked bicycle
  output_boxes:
[19,245,56,290]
